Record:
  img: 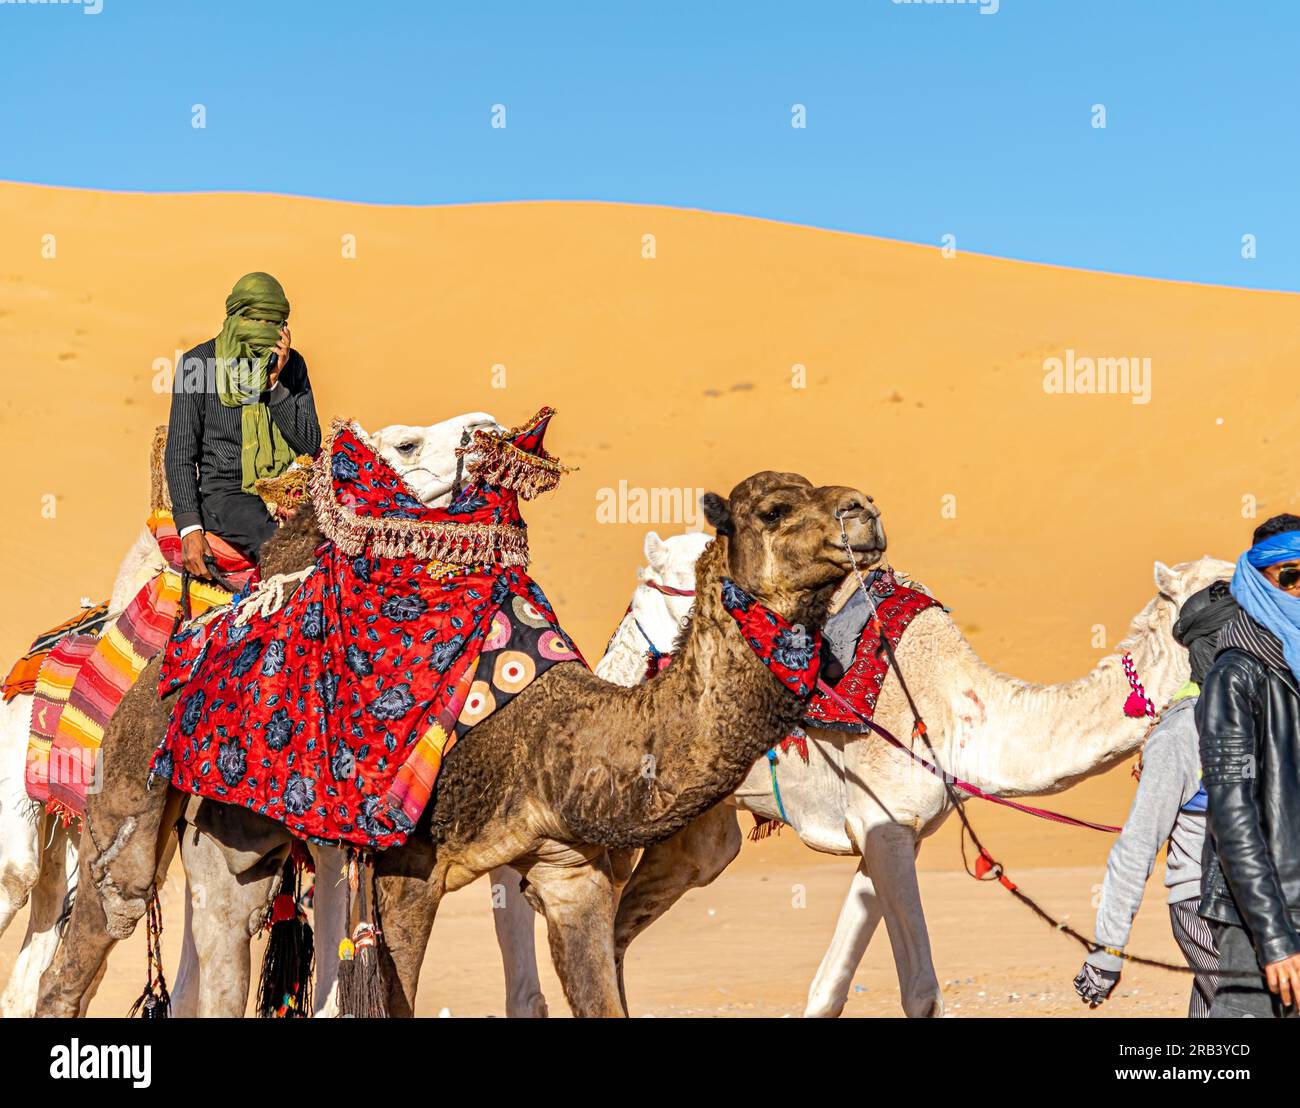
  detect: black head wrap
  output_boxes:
[1172,580,1238,684]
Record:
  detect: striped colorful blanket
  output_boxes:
[3,601,112,703]
[25,510,258,820]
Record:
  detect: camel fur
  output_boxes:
[542,539,1232,1017]
[37,470,881,1017]
[5,413,502,1016]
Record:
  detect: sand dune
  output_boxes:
[1,181,1296,1014]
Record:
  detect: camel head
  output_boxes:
[1119,556,1235,698]
[1153,556,1235,611]
[365,412,503,508]
[700,471,885,618]
[641,530,711,592]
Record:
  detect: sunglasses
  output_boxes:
[1269,563,1300,590]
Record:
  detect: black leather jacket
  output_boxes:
[1196,649,1300,965]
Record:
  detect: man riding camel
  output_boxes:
[165,272,321,574]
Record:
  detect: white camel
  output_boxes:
[0,412,510,1017]
[491,533,1232,1018]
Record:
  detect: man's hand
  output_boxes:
[269,325,291,385]
[1074,962,1121,1008]
[181,530,215,580]
[1264,952,1300,1008]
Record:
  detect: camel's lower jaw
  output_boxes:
[833,546,885,571]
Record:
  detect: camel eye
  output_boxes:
[396,441,417,455]
[759,505,788,526]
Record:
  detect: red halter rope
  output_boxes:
[636,579,1120,834]
[642,579,696,598]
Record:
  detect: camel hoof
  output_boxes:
[903,994,944,1019]
[802,999,846,1018]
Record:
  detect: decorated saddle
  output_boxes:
[802,568,942,730]
[150,408,583,850]
[24,512,256,822]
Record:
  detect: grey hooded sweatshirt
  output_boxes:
[1086,695,1206,973]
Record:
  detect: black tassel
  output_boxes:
[128,892,171,1018]
[256,854,315,1018]
[337,850,388,1018]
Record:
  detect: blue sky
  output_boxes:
[2,0,1296,290]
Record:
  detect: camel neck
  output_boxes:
[609,545,822,845]
[934,599,1188,798]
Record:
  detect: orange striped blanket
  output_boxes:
[25,510,258,821]
[3,601,112,703]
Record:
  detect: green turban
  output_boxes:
[214,272,297,494]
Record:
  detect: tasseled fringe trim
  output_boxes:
[45,799,83,832]
[458,406,570,501]
[310,422,530,566]
[749,816,785,842]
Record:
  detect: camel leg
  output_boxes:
[180,825,286,1018]
[489,864,548,1018]
[31,837,106,1020]
[0,816,73,1017]
[0,796,41,940]
[854,820,942,1018]
[309,844,348,1017]
[374,833,441,1017]
[36,784,182,1017]
[803,862,885,1018]
[169,872,200,1017]
[612,804,742,1013]
[524,854,623,1018]
[0,696,40,938]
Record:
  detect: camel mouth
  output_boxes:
[825,516,886,568]
[828,540,885,571]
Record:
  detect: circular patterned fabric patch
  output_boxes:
[492,650,537,693]
[537,628,579,661]
[511,594,551,629]
[483,610,513,651]
[458,680,497,727]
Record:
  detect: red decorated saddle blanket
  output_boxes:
[150,411,582,850]
[802,570,942,730]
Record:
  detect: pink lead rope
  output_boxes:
[813,678,1123,834]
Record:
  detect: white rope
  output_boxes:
[233,567,315,626]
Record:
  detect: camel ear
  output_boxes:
[701,492,734,536]
[1153,560,1176,594]
[644,531,665,568]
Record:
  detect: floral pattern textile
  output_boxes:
[151,411,581,849]
[802,571,941,729]
[720,577,822,698]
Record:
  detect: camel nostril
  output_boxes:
[836,497,869,518]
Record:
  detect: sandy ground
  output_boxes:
[0,182,1295,1017]
[0,831,1195,1018]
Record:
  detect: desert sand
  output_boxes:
[1,181,1296,1016]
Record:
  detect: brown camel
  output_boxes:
[38,471,881,1018]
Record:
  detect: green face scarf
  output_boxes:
[214,272,297,494]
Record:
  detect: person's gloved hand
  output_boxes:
[1074,960,1121,1007]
